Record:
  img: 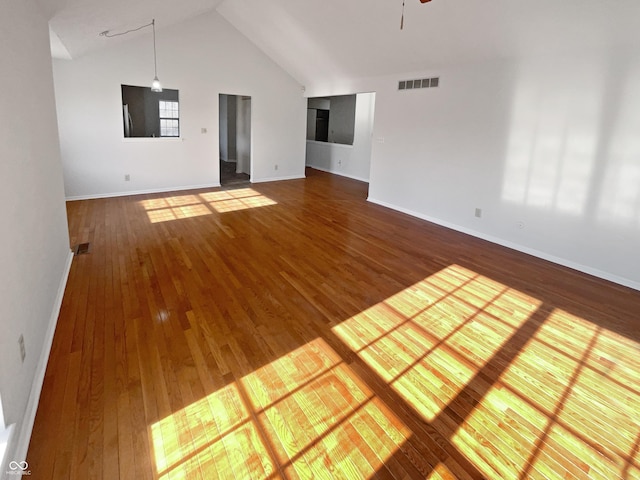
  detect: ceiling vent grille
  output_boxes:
[398,77,439,91]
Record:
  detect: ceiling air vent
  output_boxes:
[398,77,440,91]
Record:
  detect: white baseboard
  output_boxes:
[66,175,312,200]
[251,174,306,184]
[66,183,221,201]
[367,197,640,292]
[8,249,74,471]
[306,165,369,183]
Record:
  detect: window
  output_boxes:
[159,100,180,137]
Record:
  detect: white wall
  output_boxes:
[0,0,72,468]
[327,94,356,145]
[219,94,239,163]
[308,98,330,110]
[54,10,307,199]
[305,51,640,290]
[305,92,376,183]
[306,109,316,140]
[236,96,251,175]
[227,94,238,162]
[218,93,228,160]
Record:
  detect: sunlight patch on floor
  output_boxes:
[333,265,541,423]
[139,188,277,223]
[333,264,640,479]
[201,188,277,213]
[150,338,410,479]
[452,307,640,479]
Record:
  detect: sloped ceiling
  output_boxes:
[217,0,640,86]
[42,0,640,87]
[38,0,224,59]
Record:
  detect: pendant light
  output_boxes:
[99,19,162,92]
[151,19,162,92]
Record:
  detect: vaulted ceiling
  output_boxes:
[217,0,640,85]
[39,0,224,59]
[41,0,640,85]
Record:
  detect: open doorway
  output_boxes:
[219,94,252,186]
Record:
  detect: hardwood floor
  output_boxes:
[28,168,640,479]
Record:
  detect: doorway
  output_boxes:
[219,94,251,186]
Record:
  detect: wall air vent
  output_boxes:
[398,77,440,91]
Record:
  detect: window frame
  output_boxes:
[159,100,180,137]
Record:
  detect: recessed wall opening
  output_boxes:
[121,85,180,138]
[305,92,376,185]
[219,94,252,186]
[306,94,356,145]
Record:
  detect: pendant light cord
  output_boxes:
[152,19,158,78]
[401,0,405,30]
[99,20,154,38]
[99,18,161,91]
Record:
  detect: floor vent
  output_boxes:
[73,242,91,256]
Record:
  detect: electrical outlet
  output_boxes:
[124,174,130,181]
[18,334,25,363]
[274,164,278,171]
[475,208,482,218]
[338,160,342,166]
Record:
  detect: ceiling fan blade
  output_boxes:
[420,0,432,3]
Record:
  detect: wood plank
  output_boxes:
[28,168,640,479]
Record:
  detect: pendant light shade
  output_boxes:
[151,76,162,93]
[151,19,162,92]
